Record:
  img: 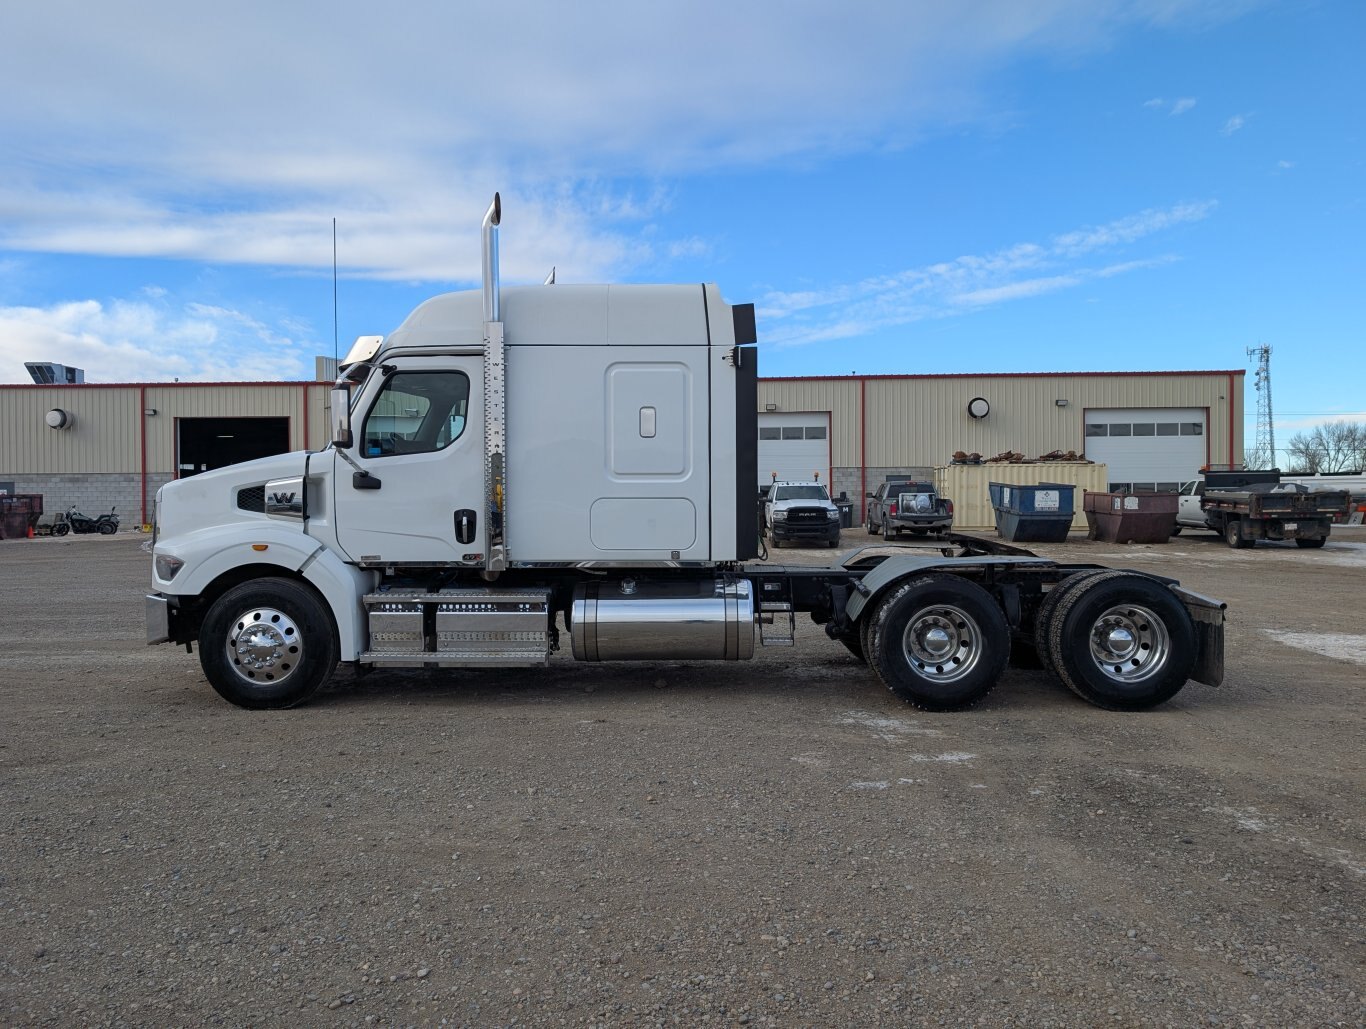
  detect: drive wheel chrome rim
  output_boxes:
[1088,604,1169,684]
[902,605,984,684]
[227,607,302,686]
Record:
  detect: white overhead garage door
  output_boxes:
[1084,408,1206,492]
[758,412,830,487]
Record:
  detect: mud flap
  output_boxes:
[1172,585,1227,687]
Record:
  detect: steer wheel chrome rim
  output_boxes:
[902,604,983,684]
[1088,604,1169,684]
[226,607,302,686]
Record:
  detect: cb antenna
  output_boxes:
[332,218,339,368]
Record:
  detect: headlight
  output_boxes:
[772,510,787,522]
[827,510,840,521]
[155,554,185,581]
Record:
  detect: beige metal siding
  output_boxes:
[760,372,1242,472]
[935,461,1111,531]
[0,383,331,475]
[0,386,142,473]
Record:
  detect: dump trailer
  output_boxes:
[147,195,1225,713]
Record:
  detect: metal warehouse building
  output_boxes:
[757,370,1245,518]
[1,367,1243,531]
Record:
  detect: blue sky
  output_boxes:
[1,0,1361,463]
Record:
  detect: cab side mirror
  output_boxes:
[330,386,354,449]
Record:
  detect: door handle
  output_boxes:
[455,509,477,544]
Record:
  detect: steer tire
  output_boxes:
[866,574,1010,711]
[1045,571,1196,711]
[198,577,338,710]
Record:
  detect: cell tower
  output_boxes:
[1247,343,1275,469]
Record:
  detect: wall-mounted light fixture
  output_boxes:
[1055,398,1069,407]
[764,403,778,412]
[45,408,71,429]
[967,397,990,419]
[144,408,158,416]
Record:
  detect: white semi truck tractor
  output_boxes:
[147,195,1226,712]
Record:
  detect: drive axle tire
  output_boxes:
[198,577,338,710]
[1045,571,1196,711]
[1295,537,1326,549]
[1031,571,1107,674]
[867,575,1010,711]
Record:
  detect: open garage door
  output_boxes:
[758,412,830,487]
[177,417,290,477]
[1084,408,1206,491]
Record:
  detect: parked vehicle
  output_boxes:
[865,479,953,539]
[53,506,119,536]
[146,194,1225,714]
[764,481,841,549]
[1176,475,1348,548]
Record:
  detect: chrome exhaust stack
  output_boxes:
[482,192,501,323]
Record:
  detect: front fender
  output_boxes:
[155,524,325,595]
[153,525,377,660]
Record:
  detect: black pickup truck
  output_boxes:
[865,479,954,539]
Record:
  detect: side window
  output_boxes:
[362,371,470,458]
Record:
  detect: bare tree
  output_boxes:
[1284,421,1366,473]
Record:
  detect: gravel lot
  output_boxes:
[2,528,1363,1027]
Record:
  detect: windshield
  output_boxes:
[772,485,830,502]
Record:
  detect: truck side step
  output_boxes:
[758,601,795,647]
[361,588,553,667]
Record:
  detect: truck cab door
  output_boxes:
[333,358,486,565]
[1176,480,1204,527]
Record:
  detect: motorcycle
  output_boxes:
[52,506,119,536]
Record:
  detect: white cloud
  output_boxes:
[1221,113,1248,135]
[0,1,1250,282]
[0,298,313,383]
[1171,97,1198,115]
[1143,97,1166,108]
[759,201,1210,348]
[952,275,1081,306]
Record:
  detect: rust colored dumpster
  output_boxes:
[1083,491,1178,544]
[0,493,43,540]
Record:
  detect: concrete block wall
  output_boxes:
[5,473,171,531]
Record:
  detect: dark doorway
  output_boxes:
[177,417,291,477]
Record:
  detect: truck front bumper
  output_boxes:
[146,593,180,646]
[771,523,842,545]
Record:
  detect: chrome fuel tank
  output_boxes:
[570,578,755,661]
